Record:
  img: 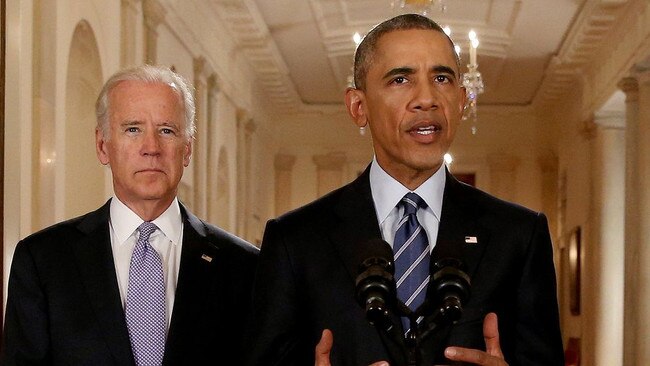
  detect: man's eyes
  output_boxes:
[393,76,407,84]
[390,75,453,85]
[434,75,452,83]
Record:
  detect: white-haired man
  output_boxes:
[2,65,258,365]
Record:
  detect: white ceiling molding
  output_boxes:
[533,0,630,109]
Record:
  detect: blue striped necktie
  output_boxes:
[393,193,431,329]
[125,221,166,366]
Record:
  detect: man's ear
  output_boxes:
[96,129,110,165]
[458,86,468,115]
[183,139,193,167]
[345,87,368,128]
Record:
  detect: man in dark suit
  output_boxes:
[2,65,258,365]
[245,14,563,366]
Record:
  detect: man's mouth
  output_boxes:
[413,125,441,135]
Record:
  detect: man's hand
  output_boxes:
[444,313,508,365]
[314,329,389,366]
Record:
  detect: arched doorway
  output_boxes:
[64,21,104,218]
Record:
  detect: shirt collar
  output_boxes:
[109,196,183,246]
[369,157,446,224]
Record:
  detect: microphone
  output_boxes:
[355,239,396,328]
[429,258,471,323]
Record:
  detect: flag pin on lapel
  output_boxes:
[465,236,478,244]
[201,254,213,262]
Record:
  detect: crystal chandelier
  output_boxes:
[390,0,447,15]
[462,30,484,134]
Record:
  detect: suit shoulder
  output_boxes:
[200,221,259,257]
[273,184,347,227]
[18,212,95,248]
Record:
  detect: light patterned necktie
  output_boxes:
[125,221,166,366]
[393,193,431,331]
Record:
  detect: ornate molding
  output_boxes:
[534,0,630,109]
[594,110,626,129]
[211,0,302,112]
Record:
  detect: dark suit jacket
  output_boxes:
[244,167,563,366]
[2,199,258,365]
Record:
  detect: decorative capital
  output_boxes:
[194,57,214,81]
[313,153,347,170]
[486,154,519,172]
[579,117,597,140]
[618,77,638,102]
[207,74,221,96]
[245,120,257,135]
[275,154,296,171]
[143,0,166,29]
[121,0,142,9]
[537,154,558,173]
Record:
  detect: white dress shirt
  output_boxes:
[109,196,184,330]
[369,157,446,252]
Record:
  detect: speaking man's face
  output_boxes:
[347,29,466,189]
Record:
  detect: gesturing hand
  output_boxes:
[314,329,389,366]
[444,313,508,365]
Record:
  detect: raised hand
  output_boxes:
[444,313,508,365]
[314,329,390,366]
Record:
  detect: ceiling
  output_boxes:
[212,0,631,114]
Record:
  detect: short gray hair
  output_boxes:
[95,65,196,140]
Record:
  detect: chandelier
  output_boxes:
[462,30,484,134]
[390,0,448,15]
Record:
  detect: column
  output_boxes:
[243,120,256,240]
[142,0,165,65]
[236,113,255,240]
[192,57,211,218]
[486,154,519,202]
[274,154,296,216]
[206,74,220,223]
[633,69,650,366]
[312,153,347,197]
[590,111,625,366]
[619,76,639,366]
[120,0,142,67]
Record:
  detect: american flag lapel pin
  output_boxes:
[465,236,478,244]
[201,254,213,262]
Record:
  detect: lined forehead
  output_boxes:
[372,29,460,73]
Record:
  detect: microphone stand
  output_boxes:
[374,299,451,366]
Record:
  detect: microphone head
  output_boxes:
[429,258,471,323]
[354,239,396,327]
[355,239,395,274]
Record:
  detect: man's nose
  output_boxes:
[141,130,161,155]
[410,81,440,111]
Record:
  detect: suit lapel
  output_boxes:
[330,167,383,283]
[165,205,220,360]
[433,170,490,279]
[71,200,134,365]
